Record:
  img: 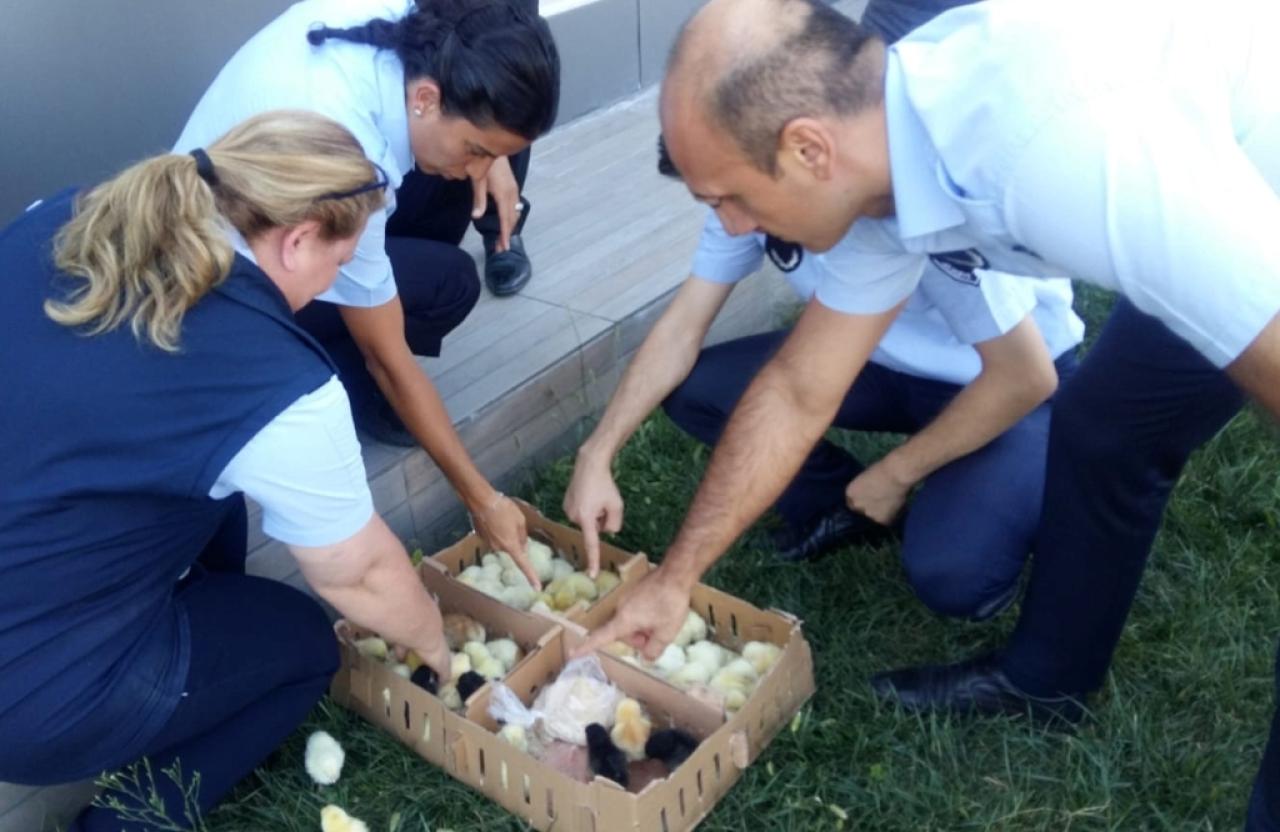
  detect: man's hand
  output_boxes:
[469,492,538,589]
[563,452,625,577]
[846,456,914,525]
[575,567,693,661]
[472,156,520,251]
[413,635,453,686]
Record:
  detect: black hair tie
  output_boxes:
[189,148,219,187]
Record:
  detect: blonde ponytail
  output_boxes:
[48,110,385,351]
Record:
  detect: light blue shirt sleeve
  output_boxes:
[812,219,927,315]
[209,377,374,547]
[690,211,766,284]
[917,266,1037,346]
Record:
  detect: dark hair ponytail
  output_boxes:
[307,0,560,141]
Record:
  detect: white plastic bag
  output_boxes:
[488,680,539,729]
[532,656,624,746]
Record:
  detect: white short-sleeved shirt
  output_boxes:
[206,232,374,547]
[692,212,1082,385]
[848,0,1280,368]
[175,0,417,309]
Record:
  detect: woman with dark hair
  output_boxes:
[0,110,454,831]
[177,0,561,583]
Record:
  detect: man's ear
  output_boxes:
[279,220,322,272]
[778,117,835,180]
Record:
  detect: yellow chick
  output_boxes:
[610,698,652,761]
[439,683,463,711]
[549,558,576,581]
[668,661,713,691]
[673,610,708,648]
[709,661,758,713]
[474,655,506,681]
[498,723,529,754]
[594,570,622,595]
[462,641,492,666]
[486,638,523,672]
[564,572,598,602]
[742,641,783,676]
[353,637,388,661]
[450,652,473,679]
[320,805,368,832]
[527,538,556,583]
[602,640,637,659]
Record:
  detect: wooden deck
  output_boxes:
[245,86,797,588]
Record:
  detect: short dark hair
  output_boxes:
[706,0,879,173]
[307,0,560,141]
[656,134,681,179]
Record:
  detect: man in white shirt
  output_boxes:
[579,0,1280,824]
[567,151,1082,620]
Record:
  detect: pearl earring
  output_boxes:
[413,107,423,117]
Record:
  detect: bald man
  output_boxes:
[575,0,1280,825]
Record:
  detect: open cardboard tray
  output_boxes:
[427,499,650,630]
[331,514,816,831]
[329,565,557,769]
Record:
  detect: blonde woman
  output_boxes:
[0,110,452,831]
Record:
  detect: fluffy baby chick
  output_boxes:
[498,723,529,754]
[667,661,713,691]
[442,613,486,651]
[410,666,438,695]
[653,643,686,677]
[462,641,492,666]
[530,599,554,616]
[474,655,506,681]
[353,637,388,661]
[742,641,783,676]
[481,553,503,570]
[320,805,368,832]
[499,584,538,611]
[594,570,621,595]
[563,572,598,602]
[585,723,629,789]
[645,728,700,773]
[458,565,486,586]
[304,731,345,785]
[501,566,531,588]
[456,670,487,701]
[527,538,556,583]
[709,660,758,712]
[550,558,576,581]
[685,640,728,675]
[673,610,708,648]
[451,652,473,679]
[439,683,463,711]
[390,663,411,679]
[602,640,637,660]
[610,698,652,762]
[486,638,523,672]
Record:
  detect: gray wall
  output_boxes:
[1,2,293,222]
[0,0,713,223]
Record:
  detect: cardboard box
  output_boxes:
[330,511,816,831]
[427,499,651,630]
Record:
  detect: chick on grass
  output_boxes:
[304,731,345,786]
[320,804,368,832]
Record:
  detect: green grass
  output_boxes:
[198,286,1280,831]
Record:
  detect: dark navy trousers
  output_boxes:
[71,497,338,832]
[663,329,1075,621]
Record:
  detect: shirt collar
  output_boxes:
[884,51,966,242]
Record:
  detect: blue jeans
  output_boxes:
[70,498,338,832]
[663,329,1075,620]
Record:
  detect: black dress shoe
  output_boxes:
[774,505,896,562]
[870,652,1086,726]
[483,234,533,296]
[354,397,416,447]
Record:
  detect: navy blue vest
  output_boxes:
[0,190,336,781]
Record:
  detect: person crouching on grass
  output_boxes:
[0,111,453,832]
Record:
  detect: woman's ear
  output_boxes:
[278,220,322,272]
[407,78,443,117]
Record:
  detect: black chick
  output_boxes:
[645,728,699,772]
[585,723,630,789]
[410,666,438,695]
[456,670,486,702]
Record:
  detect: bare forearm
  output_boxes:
[661,361,836,588]
[314,547,443,660]
[886,368,1052,485]
[1229,312,1280,419]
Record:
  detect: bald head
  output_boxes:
[664,0,882,174]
